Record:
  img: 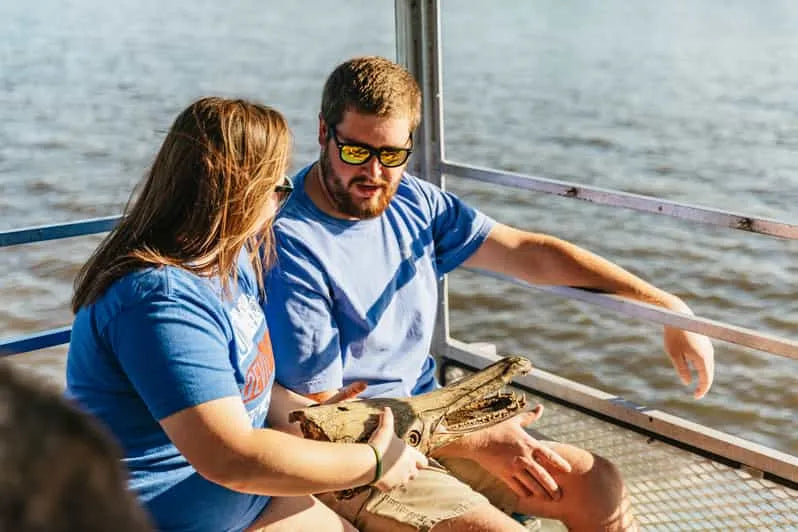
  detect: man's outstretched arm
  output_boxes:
[463,223,714,398]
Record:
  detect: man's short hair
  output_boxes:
[0,361,152,531]
[321,56,422,131]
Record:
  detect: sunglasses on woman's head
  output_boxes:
[328,126,412,168]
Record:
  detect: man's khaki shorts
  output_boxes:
[318,457,519,531]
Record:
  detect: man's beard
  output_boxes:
[319,147,398,219]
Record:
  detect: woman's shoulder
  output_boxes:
[113,266,194,301]
[90,266,216,323]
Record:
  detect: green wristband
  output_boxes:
[367,443,382,485]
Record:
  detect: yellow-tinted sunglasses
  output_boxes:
[328,126,412,168]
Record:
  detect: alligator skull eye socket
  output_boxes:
[407,429,422,446]
[338,489,358,500]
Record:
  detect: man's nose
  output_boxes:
[364,154,384,178]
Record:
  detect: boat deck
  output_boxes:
[441,354,797,531]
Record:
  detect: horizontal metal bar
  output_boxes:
[0,327,72,357]
[0,216,120,248]
[464,267,798,360]
[442,340,798,485]
[442,161,798,240]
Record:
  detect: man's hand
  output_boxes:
[662,299,715,399]
[434,405,572,500]
[664,326,714,399]
[318,381,367,405]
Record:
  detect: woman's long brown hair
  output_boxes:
[72,97,290,313]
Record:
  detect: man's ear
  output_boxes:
[317,114,327,147]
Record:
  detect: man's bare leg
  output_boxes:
[513,442,635,531]
[444,441,637,532]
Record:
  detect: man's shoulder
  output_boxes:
[390,172,443,209]
[272,205,330,250]
[395,172,474,221]
[397,172,441,197]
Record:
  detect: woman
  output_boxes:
[66,97,427,532]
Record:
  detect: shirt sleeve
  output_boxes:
[417,179,496,275]
[264,234,344,395]
[105,293,241,421]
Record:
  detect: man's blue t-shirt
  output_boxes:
[265,165,495,398]
[67,251,275,532]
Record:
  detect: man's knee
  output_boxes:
[511,445,630,528]
[545,444,624,501]
[558,450,632,530]
[580,453,625,510]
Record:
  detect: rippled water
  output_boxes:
[1,0,796,454]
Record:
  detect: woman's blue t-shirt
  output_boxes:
[67,251,274,532]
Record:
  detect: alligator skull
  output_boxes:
[288,356,532,456]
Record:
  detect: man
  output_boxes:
[265,56,714,531]
[0,361,153,532]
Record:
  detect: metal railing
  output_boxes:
[394,0,797,493]
[0,217,120,356]
[394,0,798,364]
[0,216,119,248]
[444,162,798,240]
[439,341,798,486]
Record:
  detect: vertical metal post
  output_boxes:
[394,0,450,360]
